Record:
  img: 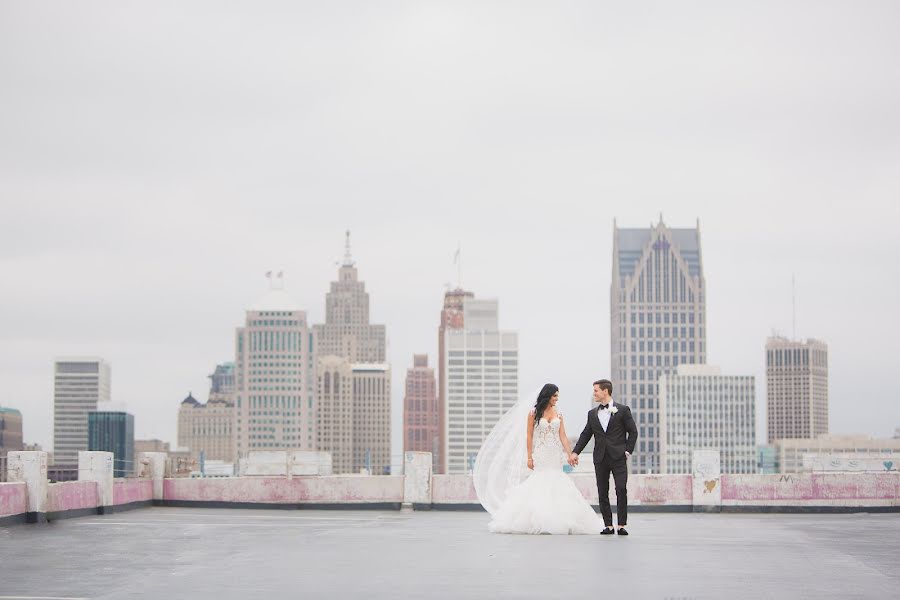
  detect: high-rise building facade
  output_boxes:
[316,355,354,473]
[313,233,391,475]
[53,358,111,467]
[443,297,518,474]
[0,407,23,454]
[436,288,473,474]
[659,365,757,474]
[611,219,706,474]
[208,362,235,402]
[234,281,316,458]
[403,354,439,467]
[351,363,391,475]
[766,336,828,443]
[178,392,236,463]
[314,233,386,363]
[88,410,134,477]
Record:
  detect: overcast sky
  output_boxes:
[2,2,899,464]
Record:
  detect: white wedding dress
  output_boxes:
[484,415,604,535]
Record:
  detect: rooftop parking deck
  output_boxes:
[1,508,898,600]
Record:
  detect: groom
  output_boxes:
[570,379,638,536]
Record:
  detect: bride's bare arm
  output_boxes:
[558,415,573,455]
[526,410,535,469]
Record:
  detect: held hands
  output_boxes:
[568,453,579,466]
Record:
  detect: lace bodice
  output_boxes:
[532,416,565,470]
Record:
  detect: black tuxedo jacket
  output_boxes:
[573,403,638,464]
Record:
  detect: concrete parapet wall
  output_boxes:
[0,482,27,518]
[3,450,900,526]
[633,474,693,506]
[137,452,167,500]
[238,451,333,477]
[163,475,404,506]
[403,452,432,507]
[48,481,99,514]
[432,475,479,505]
[721,472,900,508]
[113,479,153,506]
[7,451,48,516]
[78,451,114,508]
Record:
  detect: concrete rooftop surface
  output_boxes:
[1,509,898,600]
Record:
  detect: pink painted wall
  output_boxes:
[164,476,404,504]
[432,475,479,503]
[113,479,153,505]
[48,481,99,513]
[0,482,27,517]
[721,472,900,504]
[634,474,693,505]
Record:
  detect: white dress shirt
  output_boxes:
[598,402,613,431]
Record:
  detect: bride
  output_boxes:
[474,383,603,534]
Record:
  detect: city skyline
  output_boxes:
[4,4,900,463]
[5,220,895,466]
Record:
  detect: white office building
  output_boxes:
[53,357,111,466]
[659,364,757,475]
[234,279,316,458]
[443,298,519,474]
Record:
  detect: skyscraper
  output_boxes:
[403,354,439,468]
[443,297,518,474]
[314,232,386,363]
[659,365,757,474]
[88,410,134,477]
[178,392,236,463]
[766,336,828,443]
[316,355,353,473]
[314,232,391,474]
[611,219,706,474]
[351,363,391,475]
[234,278,316,458]
[436,288,473,474]
[53,357,111,467]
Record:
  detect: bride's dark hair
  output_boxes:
[533,383,559,424]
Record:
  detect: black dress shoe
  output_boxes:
[617,527,629,536]
[600,528,615,535]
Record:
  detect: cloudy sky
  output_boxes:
[2,2,898,465]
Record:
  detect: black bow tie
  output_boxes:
[599,404,609,410]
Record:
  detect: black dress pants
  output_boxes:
[595,454,628,527]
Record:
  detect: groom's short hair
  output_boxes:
[593,379,613,395]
